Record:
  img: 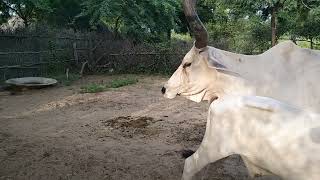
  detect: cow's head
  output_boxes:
[162,0,224,103]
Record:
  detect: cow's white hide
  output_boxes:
[182,95,320,180]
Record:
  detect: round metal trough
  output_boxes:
[5,77,58,88]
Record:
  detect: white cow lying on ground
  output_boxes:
[181,95,320,180]
[164,0,320,113]
[161,0,320,179]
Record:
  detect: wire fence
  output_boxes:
[0,28,93,81]
[0,27,191,82]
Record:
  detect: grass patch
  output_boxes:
[80,83,107,93]
[80,77,138,93]
[50,73,81,86]
[108,78,138,88]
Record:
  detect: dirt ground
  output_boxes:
[0,75,279,180]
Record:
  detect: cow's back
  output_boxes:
[246,42,320,112]
[209,96,320,179]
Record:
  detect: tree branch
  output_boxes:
[301,0,313,10]
[2,1,23,18]
[17,3,26,20]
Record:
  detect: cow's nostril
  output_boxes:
[161,87,166,94]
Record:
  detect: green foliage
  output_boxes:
[1,0,319,54]
[176,0,218,34]
[203,0,320,51]
[44,0,86,28]
[296,7,320,39]
[206,16,271,54]
[171,31,192,42]
[80,77,138,93]
[277,1,320,48]
[80,0,179,42]
[0,2,11,24]
[80,83,106,93]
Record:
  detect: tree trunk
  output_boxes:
[271,7,277,47]
[290,35,297,45]
[22,17,29,28]
[310,37,314,49]
[114,17,121,38]
[167,29,171,40]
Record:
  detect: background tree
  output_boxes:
[176,0,218,34]
[0,0,48,27]
[44,0,85,29]
[0,0,319,50]
[219,0,296,46]
[79,0,179,42]
[294,1,320,49]
[0,2,11,24]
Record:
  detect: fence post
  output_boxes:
[73,42,79,65]
[34,35,41,76]
[88,35,93,63]
[3,68,7,80]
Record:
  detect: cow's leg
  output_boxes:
[181,143,229,180]
[241,155,273,178]
[181,145,209,180]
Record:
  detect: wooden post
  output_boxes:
[80,61,88,77]
[3,68,7,81]
[34,35,41,76]
[88,35,93,64]
[73,42,79,65]
[66,68,69,80]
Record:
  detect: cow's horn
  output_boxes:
[183,0,208,49]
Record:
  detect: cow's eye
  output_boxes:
[183,63,192,68]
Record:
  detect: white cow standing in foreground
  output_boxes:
[182,95,320,180]
[162,0,320,179]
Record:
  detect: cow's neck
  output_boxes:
[206,71,256,101]
[209,47,260,76]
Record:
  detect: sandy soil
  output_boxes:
[0,75,279,180]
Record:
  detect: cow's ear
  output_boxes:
[206,49,227,69]
[208,59,239,76]
[208,59,227,69]
[198,46,209,55]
